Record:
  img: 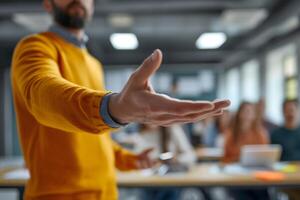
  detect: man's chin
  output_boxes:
[69,11,86,18]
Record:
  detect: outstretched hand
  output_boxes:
[109,49,230,126]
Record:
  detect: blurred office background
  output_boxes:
[1,0,300,200]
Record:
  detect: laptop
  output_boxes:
[240,145,282,168]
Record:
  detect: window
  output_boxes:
[241,60,260,102]
[217,71,226,99]
[225,68,240,111]
[283,54,298,99]
[265,44,296,124]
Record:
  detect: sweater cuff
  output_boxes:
[100,93,128,128]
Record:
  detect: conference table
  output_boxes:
[196,147,223,162]
[1,157,300,199]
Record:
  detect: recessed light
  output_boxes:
[196,32,227,49]
[110,33,139,50]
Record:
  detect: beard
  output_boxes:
[50,0,88,29]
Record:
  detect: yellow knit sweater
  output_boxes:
[11,32,136,200]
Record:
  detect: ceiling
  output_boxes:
[0,0,299,67]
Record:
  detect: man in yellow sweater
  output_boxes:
[11,0,230,199]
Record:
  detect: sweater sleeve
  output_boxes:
[112,140,138,171]
[11,35,114,134]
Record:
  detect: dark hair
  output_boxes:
[160,127,170,153]
[282,99,299,110]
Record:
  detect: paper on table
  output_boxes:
[208,164,251,175]
[273,162,299,173]
[3,169,30,180]
[222,164,252,175]
[209,164,273,175]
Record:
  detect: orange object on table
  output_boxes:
[254,171,285,181]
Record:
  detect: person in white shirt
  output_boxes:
[135,124,197,166]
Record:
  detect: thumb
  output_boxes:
[134,49,163,84]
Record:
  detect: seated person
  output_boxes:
[223,102,269,163]
[223,102,270,200]
[136,124,197,166]
[271,99,300,161]
[271,99,300,200]
[135,124,197,200]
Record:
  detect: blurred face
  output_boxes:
[284,102,299,125]
[239,104,256,126]
[44,0,94,29]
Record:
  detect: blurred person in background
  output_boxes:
[11,0,230,199]
[256,98,278,134]
[134,123,197,200]
[136,124,197,167]
[223,102,269,163]
[203,110,231,148]
[223,102,270,200]
[271,99,300,161]
[271,99,300,200]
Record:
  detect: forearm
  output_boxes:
[16,72,111,133]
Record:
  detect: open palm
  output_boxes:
[109,49,230,126]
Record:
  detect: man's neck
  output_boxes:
[67,28,85,41]
[285,122,298,130]
[57,24,85,41]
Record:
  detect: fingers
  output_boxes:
[150,94,230,116]
[153,108,224,126]
[153,106,221,122]
[135,97,230,125]
[149,94,215,116]
[133,49,163,85]
[161,110,224,126]
[139,99,230,125]
[212,99,231,110]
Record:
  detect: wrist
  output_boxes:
[108,93,130,124]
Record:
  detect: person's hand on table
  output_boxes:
[109,49,230,126]
[133,148,157,169]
